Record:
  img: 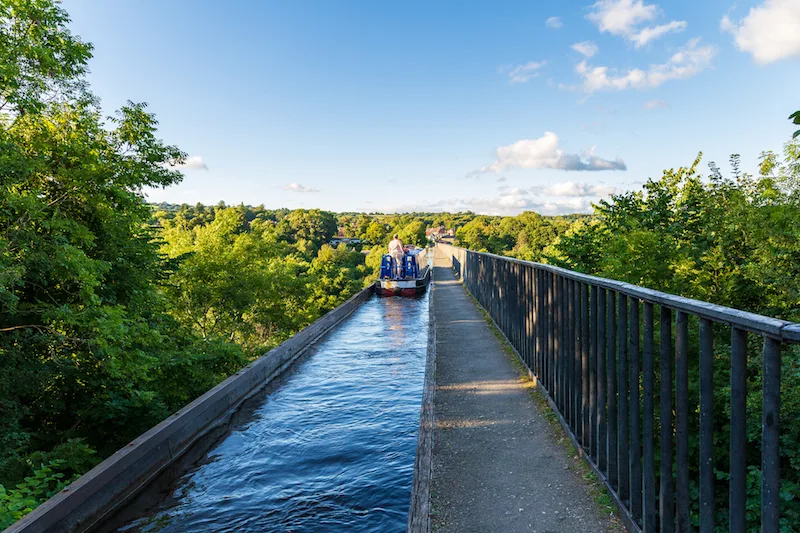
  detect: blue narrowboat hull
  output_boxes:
[375,268,431,297]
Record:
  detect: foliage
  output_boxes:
[397,219,426,246]
[454,212,577,262]
[281,208,338,254]
[364,221,388,244]
[157,207,371,354]
[306,243,370,313]
[791,110,800,139]
[0,3,369,526]
[551,143,800,532]
[0,0,93,116]
[0,460,77,529]
[0,0,205,498]
[3,1,799,531]
[553,148,800,320]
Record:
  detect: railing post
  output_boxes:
[582,282,590,448]
[531,267,543,383]
[675,312,690,532]
[590,285,599,461]
[643,302,656,533]
[629,298,641,525]
[660,306,674,533]
[558,276,572,416]
[607,291,618,489]
[598,288,608,474]
[523,265,529,369]
[544,272,561,401]
[558,276,565,418]
[730,327,747,533]
[536,269,543,387]
[568,278,576,429]
[699,318,714,533]
[618,294,629,505]
[762,335,781,533]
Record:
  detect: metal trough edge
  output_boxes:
[5,286,375,533]
[406,266,435,533]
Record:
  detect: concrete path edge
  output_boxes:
[407,266,436,533]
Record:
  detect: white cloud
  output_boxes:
[546,16,563,29]
[587,0,687,48]
[631,20,687,47]
[380,179,629,216]
[461,193,595,216]
[458,190,583,216]
[382,194,596,217]
[479,132,626,174]
[575,38,715,93]
[542,181,621,196]
[537,198,596,215]
[643,99,670,109]
[588,0,657,35]
[171,155,208,170]
[721,0,800,64]
[507,61,547,83]
[572,41,600,57]
[282,183,320,193]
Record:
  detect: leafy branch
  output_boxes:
[791,110,800,139]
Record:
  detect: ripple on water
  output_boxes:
[114,293,428,533]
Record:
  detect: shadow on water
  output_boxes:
[100,292,429,533]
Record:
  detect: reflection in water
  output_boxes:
[384,298,407,338]
[112,293,428,533]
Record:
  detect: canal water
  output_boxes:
[108,293,429,533]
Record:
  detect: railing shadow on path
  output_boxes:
[429,253,621,533]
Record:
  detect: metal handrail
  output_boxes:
[437,242,798,533]
[440,244,799,341]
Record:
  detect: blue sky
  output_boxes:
[62,0,800,215]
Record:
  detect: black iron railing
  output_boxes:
[437,243,800,533]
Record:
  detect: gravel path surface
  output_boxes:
[430,251,624,533]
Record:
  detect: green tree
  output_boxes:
[0,0,93,116]
[365,221,388,244]
[160,208,310,352]
[282,209,337,253]
[398,219,426,246]
[0,1,245,514]
[306,244,367,313]
[455,217,490,251]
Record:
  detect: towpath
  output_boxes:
[430,248,623,533]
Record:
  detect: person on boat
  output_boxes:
[388,234,405,277]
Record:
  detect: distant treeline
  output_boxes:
[151,201,591,260]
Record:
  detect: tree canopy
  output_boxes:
[0,3,371,525]
[2,1,800,530]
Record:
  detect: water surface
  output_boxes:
[113,293,428,533]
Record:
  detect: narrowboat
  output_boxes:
[375,247,431,296]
